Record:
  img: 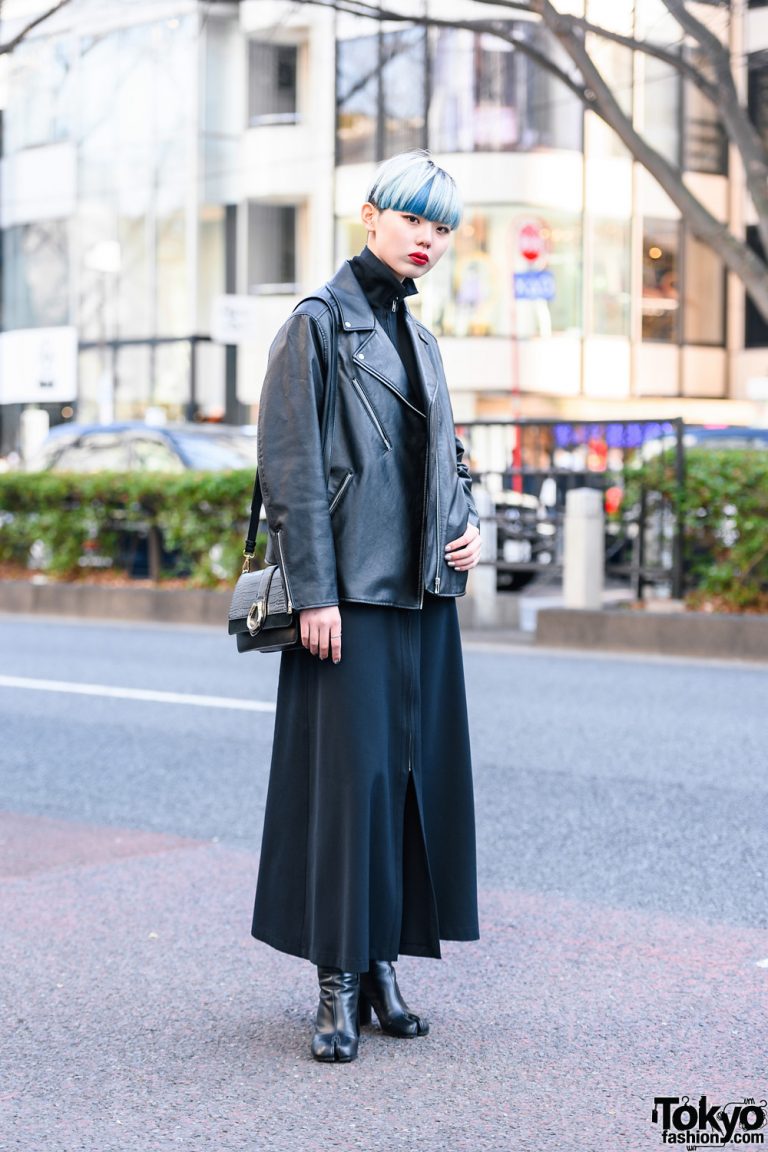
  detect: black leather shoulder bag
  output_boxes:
[228,295,339,654]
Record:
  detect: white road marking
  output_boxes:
[0,674,276,713]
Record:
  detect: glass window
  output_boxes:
[115,344,152,420]
[248,203,297,291]
[744,225,768,348]
[337,34,379,164]
[248,41,298,126]
[642,220,680,343]
[378,205,582,339]
[518,23,583,151]
[54,433,133,472]
[589,217,631,337]
[683,49,726,175]
[171,430,260,471]
[683,232,724,344]
[748,52,768,153]
[3,36,76,154]
[2,221,70,330]
[381,28,428,157]
[156,212,188,335]
[642,55,680,166]
[130,437,185,472]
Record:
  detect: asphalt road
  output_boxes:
[1,615,766,1151]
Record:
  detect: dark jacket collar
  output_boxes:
[348,245,418,313]
[325,254,418,332]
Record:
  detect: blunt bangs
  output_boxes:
[367,151,463,231]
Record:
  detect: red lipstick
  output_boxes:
[409,252,429,266]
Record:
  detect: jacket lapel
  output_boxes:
[404,312,439,411]
[352,325,426,415]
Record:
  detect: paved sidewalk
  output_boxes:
[2,811,764,1152]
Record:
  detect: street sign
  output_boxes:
[0,327,77,405]
[518,220,546,263]
[514,270,556,301]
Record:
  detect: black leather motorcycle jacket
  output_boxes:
[256,259,479,611]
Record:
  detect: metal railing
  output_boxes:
[456,418,686,597]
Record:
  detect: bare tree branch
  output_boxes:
[661,0,768,264]
[533,0,768,319]
[0,0,72,55]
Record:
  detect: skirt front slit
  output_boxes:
[251,593,479,973]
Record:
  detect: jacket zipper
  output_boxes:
[275,529,294,612]
[328,470,353,514]
[416,416,430,608]
[434,406,441,594]
[351,377,392,449]
[357,360,425,417]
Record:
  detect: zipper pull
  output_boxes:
[434,576,441,594]
[392,298,397,312]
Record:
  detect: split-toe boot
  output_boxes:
[359,960,429,1038]
[311,967,361,1062]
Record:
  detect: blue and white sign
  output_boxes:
[514,270,556,301]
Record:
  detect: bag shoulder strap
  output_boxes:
[243,293,340,563]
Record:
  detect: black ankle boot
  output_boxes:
[311,967,361,1062]
[359,961,429,1038]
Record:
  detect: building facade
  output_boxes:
[2,0,768,457]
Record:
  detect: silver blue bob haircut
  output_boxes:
[366,150,463,231]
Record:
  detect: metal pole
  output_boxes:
[672,417,686,599]
[223,203,245,425]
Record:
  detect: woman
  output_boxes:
[252,150,481,1063]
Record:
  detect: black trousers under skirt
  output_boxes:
[251,593,479,973]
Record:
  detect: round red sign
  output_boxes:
[519,221,544,263]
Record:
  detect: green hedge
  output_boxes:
[626,447,768,610]
[0,471,265,587]
[2,450,767,608]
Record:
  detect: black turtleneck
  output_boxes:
[348,246,423,410]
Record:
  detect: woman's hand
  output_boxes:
[445,522,481,571]
[299,606,342,663]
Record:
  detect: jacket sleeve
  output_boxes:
[455,434,480,530]
[257,311,339,611]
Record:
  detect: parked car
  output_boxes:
[494,489,557,592]
[26,421,259,473]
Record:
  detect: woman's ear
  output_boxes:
[360,202,378,233]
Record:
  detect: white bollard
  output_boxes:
[563,488,604,610]
[467,483,497,625]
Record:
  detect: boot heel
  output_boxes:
[358,991,372,1027]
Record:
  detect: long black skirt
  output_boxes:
[251,593,479,973]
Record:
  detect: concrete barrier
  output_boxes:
[0,578,520,632]
[0,580,228,626]
[536,607,768,661]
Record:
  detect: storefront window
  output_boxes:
[345,205,583,339]
[589,218,631,336]
[156,211,188,334]
[684,232,724,345]
[642,220,680,342]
